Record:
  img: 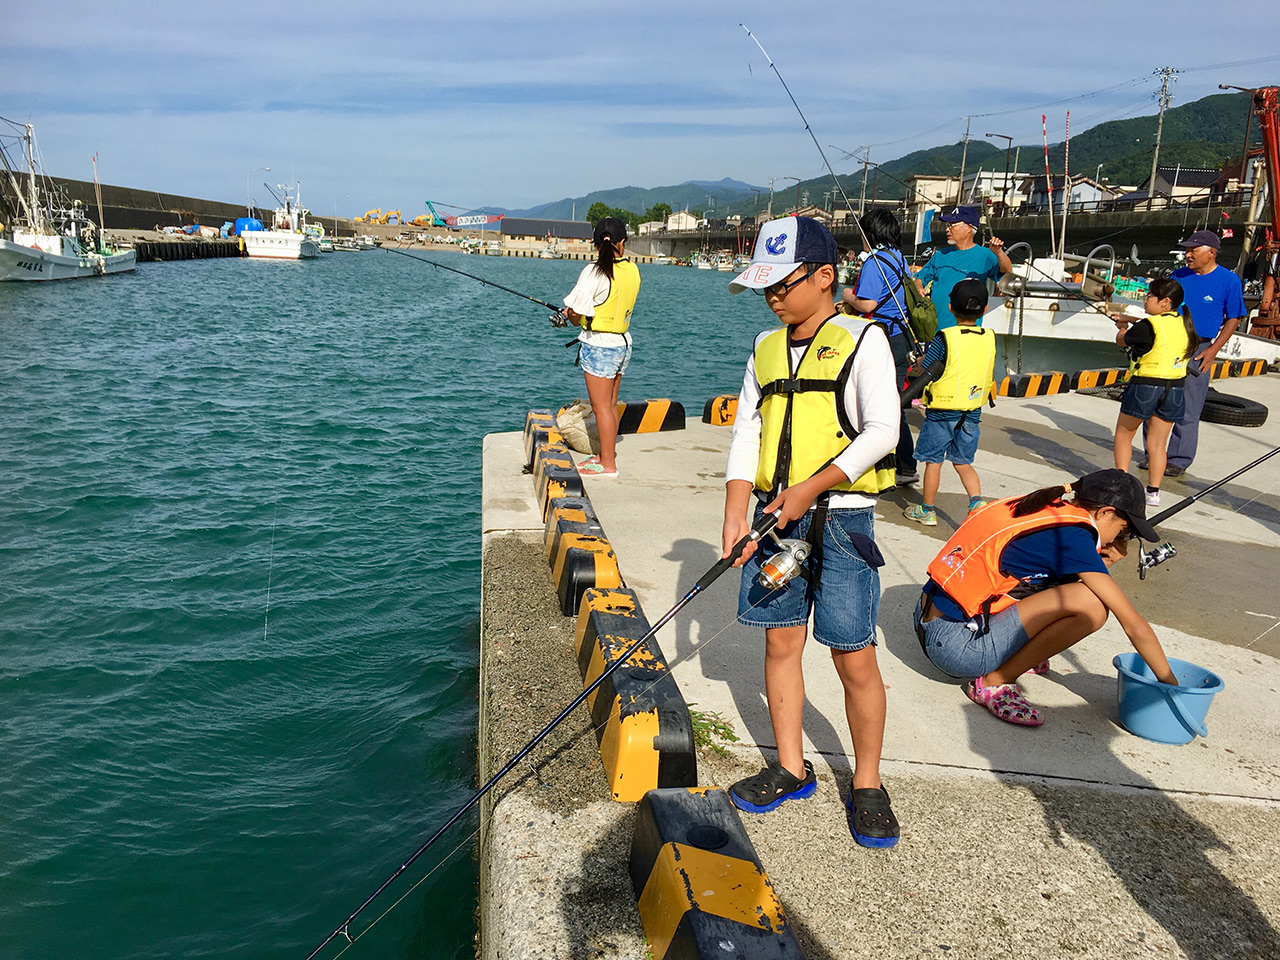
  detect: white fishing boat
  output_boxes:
[986,247,1280,377]
[0,122,136,282]
[240,183,319,260]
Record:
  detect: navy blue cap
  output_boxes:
[937,205,980,228]
[1176,229,1221,251]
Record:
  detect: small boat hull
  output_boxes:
[0,238,136,282]
[242,231,320,260]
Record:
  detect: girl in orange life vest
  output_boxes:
[1110,277,1198,508]
[562,216,642,477]
[914,469,1178,727]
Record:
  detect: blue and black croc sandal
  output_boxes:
[729,760,816,813]
[845,784,900,848]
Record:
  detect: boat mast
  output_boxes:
[25,124,45,232]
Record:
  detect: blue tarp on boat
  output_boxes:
[233,218,265,235]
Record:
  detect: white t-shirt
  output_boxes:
[563,262,632,347]
[725,315,899,510]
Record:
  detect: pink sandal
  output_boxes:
[1030,660,1050,676]
[966,675,1044,727]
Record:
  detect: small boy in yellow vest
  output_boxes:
[902,278,997,526]
[722,216,901,848]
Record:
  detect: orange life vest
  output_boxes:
[926,497,1098,618]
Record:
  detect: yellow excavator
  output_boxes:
[357,208,382,223]
[380,210,402,225]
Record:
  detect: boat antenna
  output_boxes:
[381,246,566,314]
[740,24,907,325]
[301,513,780,960]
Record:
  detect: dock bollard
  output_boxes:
[532,442,585,518]
[701,395,738,426]
[574,587,696,801]
[1068,367,1128,391]
[544,496,623,616]
[522,409,563,469]
[630,787,803,960]
[614,399,686,435]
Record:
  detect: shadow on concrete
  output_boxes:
[659,537,864,783]
[963,662,1280,959]
[878,583,958,683]
[561,808,649,959]
[1001,425,1107,479]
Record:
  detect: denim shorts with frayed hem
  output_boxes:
[913,595,1031,678]
[1120,380,1185,424]
[579,341,632,379]
[914,414,981,465]
[738,506,880,652]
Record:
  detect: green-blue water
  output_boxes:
[0,252,765,959]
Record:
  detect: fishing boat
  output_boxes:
[240,183,319,260]
[0,122,136,282]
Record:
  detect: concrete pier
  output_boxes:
[479,376,1280,959]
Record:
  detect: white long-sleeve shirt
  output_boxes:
[725,315,900,510]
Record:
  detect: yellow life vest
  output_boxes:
[753,318,895,495]
[582,260,640,334]
[924,326,996,410]
[1132,311,1190,379]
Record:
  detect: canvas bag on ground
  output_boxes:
[556,399,600,454]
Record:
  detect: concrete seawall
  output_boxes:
[479,378,1280,958]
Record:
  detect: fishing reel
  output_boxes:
[757,531,811,591]
[1137,541,1177,580]
[549,310,569,328]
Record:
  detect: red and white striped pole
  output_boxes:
[1043,114,1056,258]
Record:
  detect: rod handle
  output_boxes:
[696,510,779,591]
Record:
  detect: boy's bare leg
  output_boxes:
[764,624,808,780]
[830,645,886,790]
[921,462,942,506]
[954,463,981,499]
[583,371,621,471]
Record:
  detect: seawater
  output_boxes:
[0,251,766,959]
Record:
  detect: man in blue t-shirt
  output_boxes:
[1147,230,1246,475]
[915,205,1012,328]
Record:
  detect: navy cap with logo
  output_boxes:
[1075,469,1159,542]
[729,216,838,294]
[1176,229,1221,251]
[937,205,980,228]
[950,277,989,314]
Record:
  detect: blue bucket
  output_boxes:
[1113,653,1224,745]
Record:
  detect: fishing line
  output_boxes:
[381,245,564,316]
[263,503,278,643]
[302,512,781,960]
[740,24,907,325]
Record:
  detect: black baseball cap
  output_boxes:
[950,277,989,313]
[1075,469,1159,542]
[593,216,628,246]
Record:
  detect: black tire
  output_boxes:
[1078,384,1126,401]
[1202,387,1268,427]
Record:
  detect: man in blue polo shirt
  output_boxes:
[914,205,1012,328]
[1146,229,1246,476]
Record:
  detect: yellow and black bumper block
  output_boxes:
[574,588,696,801]
[523,409,563,468]
[617,399,686,435]
[701,395,738,426]
[545,498,623,615]
[630,787,803,960]
[533,443,585,518]
[1231,358,1269,377]
[995,371,1070,398]
[1068,367,1128,390]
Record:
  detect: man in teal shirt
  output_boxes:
[915,206,1012,328]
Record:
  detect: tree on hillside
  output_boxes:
[643,202,672,224]
[586,202,641,232]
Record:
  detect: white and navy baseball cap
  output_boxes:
[728,216,838,294]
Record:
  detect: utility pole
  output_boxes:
[767,177,775,219]
[986,133,1013,214]
[858,146,870,215]
[956,116,971,207]
[1146,66,1177,212]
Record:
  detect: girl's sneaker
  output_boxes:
[1145,488,1161,507]
[903,504,937,526]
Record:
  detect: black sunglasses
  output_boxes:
[753,265,820,297]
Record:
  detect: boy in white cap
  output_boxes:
[721,216,902,847]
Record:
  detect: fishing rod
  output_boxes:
[1135,443,1280,578]
[381,246,568,323]
[302,511,780,960]
[740,24,908,327]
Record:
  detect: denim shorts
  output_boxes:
[579,341,632,379]
[914,415,981,465]
[738,506,880,651]
[913,595,1030,678]
[1120,381,1185,424]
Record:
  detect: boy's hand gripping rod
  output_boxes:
[1135,442,1280,579]
[302,511,780,960]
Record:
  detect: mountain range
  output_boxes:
[483,91,1261,221]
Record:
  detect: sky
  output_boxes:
[7,0,1280,219]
